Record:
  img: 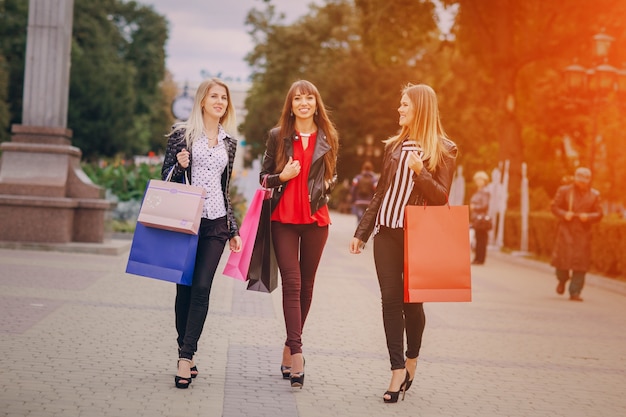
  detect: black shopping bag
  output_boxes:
[246,198,278,293]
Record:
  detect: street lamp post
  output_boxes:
[355,134,382,163]
[563,30,626,172]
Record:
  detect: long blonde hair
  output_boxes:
[273,80,339,181]
[384,83,450,171]
[169,78,237,148]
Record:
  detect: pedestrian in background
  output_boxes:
[351,161,378,223]
[161,78,242,389]
[469,171,491,265]
[349,84,457,403]
[259,80,339,389]
[550,167,603,302]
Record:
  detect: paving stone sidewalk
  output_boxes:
[1,212,625,417]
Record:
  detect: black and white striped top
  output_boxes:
[376,139,423,229]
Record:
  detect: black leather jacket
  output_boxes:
[260,127,337,215]
[354,137,458,242]
[161,128,240,239]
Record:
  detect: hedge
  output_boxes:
[503,211,626,279]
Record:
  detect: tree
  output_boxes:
[0,54,9,143]
[440,0,626,204]
[242,0,442,181]
[1,0,171,158]
[70,0,170,159]
[0,0,28,140]
[111,0,170,153]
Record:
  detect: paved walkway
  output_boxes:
[1,212,625,417]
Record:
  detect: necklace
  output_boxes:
[296,130,315,141]
[205,134,218,148]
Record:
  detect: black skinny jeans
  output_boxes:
[474,229,488,264]
[176,216,229,360]
[373,226,426,370]
[271,221,328,355]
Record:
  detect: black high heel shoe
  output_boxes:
[405,358,417,392]
[280,365,291,379]
[178,349,198,378]
[383,371,409,403]
[175,358,193,389]
[290,356,305,388]
[290,371,305,388]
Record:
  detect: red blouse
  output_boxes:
[271,131,331,226]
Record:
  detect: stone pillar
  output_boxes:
[0,0,111,244]
[22,0,74,128]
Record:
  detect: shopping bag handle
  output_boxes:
[165,165,192,185]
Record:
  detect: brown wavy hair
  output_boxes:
[273,80,339,181]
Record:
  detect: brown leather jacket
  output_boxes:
[354,138,458,242]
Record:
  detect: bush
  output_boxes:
[82,159,161,202]
[504,211,626,279]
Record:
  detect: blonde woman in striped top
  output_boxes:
[350,84,457,403]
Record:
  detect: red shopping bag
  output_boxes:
[404,205,472,302]
[222,185,271,281]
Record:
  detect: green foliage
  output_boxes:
[69,0,170,159]
[82,160,160,202]
[355,0,437,66]
[0,54,9,142]
[440,0,626,207]
[0,0,171,158]
[243,0,441,182]
[0,0,28,133]
[110,219,137,233]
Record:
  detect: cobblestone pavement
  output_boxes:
[1,212,625,417]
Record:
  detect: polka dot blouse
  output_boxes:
[191,128,228,219]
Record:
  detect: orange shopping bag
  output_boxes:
[404,205,472,302]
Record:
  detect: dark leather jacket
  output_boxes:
[161,128,240,239]
[260,127,337,215]
[354,137,458,242]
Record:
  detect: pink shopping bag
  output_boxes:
[137,174,206,235]
[222,185,271,281]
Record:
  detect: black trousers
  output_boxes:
[474,229,489,264]
[271,221,329,355]
[176,216,229,360]
[373,226,425,370]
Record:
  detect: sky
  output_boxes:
[140,0,318,86]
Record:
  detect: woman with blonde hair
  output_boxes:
[161,78,242,388]
[350,84,457,402]
[260,80,339,389]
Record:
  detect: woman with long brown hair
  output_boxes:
[259,80,339,389]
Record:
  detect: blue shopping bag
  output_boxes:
[126,223,199,286]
